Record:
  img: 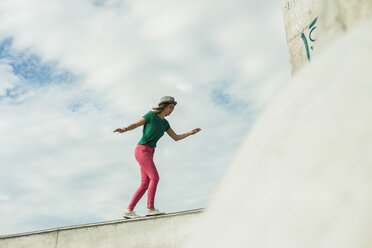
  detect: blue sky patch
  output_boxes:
[211,88,232,106]
[92,0,106,7]
[210,82,249,112]
[0,38,76,86]
[0,38,78,103]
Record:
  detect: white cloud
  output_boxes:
[0,193,10,201]
[0,0,290,235]
[0,62,20,96]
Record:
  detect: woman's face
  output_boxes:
[163,104,175,116]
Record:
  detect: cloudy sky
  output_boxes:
[0,0,289,235]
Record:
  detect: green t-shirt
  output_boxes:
[138,111,171,148]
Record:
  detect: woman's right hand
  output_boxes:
[113,128,126,133]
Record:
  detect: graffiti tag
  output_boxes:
[301,17,318,61]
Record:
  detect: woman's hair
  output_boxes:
[152,103,169,114]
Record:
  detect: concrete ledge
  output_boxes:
[0,208,205,248]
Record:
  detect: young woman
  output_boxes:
[114,96,201,218]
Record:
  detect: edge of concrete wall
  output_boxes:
[0,208,205,239]
[0,208,205,248]
[282,0,372,74]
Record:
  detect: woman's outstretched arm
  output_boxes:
[113,118,147,133]
[166,127,201,141]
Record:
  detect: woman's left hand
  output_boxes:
[189,128,201,135]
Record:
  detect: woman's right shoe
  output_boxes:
[146,209,165,216]
[123,211,140,219]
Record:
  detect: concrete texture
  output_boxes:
[0,209,204,248]
[282,0,372,73]
[185,1,372,247]
[282,0,321,73]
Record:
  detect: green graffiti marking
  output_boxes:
[301,33,311,61]
[301,17,318,61]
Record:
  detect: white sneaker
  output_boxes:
[146,209,165,216]
[123,211,140,219]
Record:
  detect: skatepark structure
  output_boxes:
[282,0,372,73]
[184,0,372,247]
[0,209,204,248]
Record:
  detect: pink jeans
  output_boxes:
[127,144,159,210]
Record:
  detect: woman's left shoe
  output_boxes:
[123,211,140,219]
[146,209,165,216]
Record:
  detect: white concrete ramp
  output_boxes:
[0,209,204,248]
